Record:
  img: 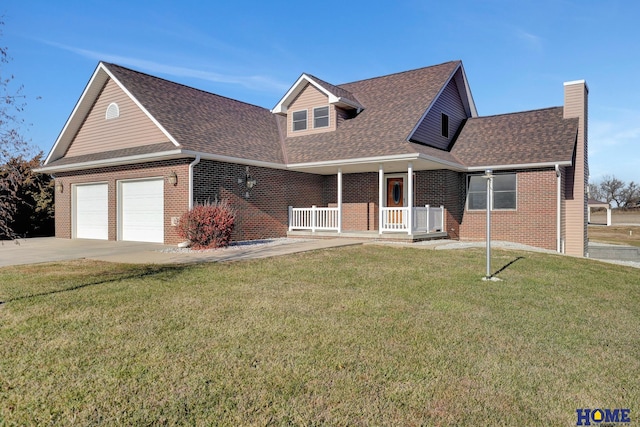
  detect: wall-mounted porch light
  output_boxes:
[239,166,257,198]
[55,181,63,193]
[168,171,178,186]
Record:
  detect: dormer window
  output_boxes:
[313,106,329,128]
[292,110,307,131]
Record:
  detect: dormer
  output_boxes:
[272,74,363,137]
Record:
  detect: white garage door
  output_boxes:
[119,179,164,243]
[75,183,108,240]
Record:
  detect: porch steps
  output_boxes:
[287,230,449,242]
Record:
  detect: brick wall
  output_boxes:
[53,159,191,244]
[458,168,558,250]
[193,160,325,241]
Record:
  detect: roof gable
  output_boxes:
[44,62,178,166]
[272,73,363,115]
[64,78,170,158]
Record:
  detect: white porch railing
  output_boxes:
[289,204,444,234]
[381,205,444,233]
[288,205,339,231]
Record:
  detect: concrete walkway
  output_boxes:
[0,237,365,267]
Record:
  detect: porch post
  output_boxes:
[407,162,413,235]
[337,168,343,234]
[378,164,384,235]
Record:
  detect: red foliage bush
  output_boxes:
[177,200,236,249]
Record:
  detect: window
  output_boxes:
[106,102,120,120]
[292,110,307,131]
[313,106,329,128]
[441,113,449,138]
[467,174,517,210]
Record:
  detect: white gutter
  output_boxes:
[287,152,466,171]
[188,155,201,210]
[467,160,572,172]
[555,164,562,253]
[34,150,184,173]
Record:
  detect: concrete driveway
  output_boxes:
[0,237,365,267]
[0,237,167,267]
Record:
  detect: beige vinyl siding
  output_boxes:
[65,78,170,157]
[410,76,468,149]
[563,81,588,257]
[287,83,336,136]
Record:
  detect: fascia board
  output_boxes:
[35,150,184,173]
[271,74,309,114]
[466,160,573,172]
[180,150,287,170]
[287,153,466,171]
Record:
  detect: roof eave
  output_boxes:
[465,160,573,172]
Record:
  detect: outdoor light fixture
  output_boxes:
[482,169,494,280]
[56,181,63,193]
[245,166,257,190]
[168,171,178,186]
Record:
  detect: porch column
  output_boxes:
[378,164,384,235]
[337,168,343,234]
[407,162,413,235]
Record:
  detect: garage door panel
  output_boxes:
[120,179,164,243]
[75,183,108,240]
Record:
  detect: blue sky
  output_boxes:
[2,0,639,183]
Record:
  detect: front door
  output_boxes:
[386,177,404,223]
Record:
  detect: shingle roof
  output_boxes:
[450,107,578,167]
[284,61,461,164]
[305,73,361,107]
[104,63,284,164]
[46,61,579,173]
[44,142,179,168]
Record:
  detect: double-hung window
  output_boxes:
[313,106,329,128]
[467,174,517,210]
[292,110,307,131]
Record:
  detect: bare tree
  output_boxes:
[620,181,640,208]
[1,19,33,240]
[590,175,640,208]
[598,175,625,207]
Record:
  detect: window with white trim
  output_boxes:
[467,173,517,210]
[313,106,329,128]
[292,110,307,131]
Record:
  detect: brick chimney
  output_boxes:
[563,80,589,257]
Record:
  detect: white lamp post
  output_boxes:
[482,169,494,280]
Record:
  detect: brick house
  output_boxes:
[37,60,589,256]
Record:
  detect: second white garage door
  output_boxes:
[119,179,164,243]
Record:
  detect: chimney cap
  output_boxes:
[564,79,589,92]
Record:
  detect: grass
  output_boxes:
[0,246,638,425]
[589,225,640,247]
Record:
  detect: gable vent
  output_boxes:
[106,102,120,120]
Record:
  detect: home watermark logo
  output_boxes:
[576,408,631,426]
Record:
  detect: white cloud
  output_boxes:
[40,40,289,93]
[514,29,544,52]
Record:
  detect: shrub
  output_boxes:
[177,200,236,249]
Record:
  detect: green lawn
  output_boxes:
[0,246,638,425]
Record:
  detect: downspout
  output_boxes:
[555,164,562,253]
[188,155,201,210]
